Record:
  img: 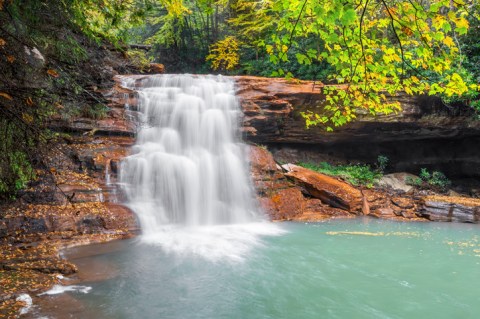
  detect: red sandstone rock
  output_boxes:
[250,146,303,220]
[259,187,305,221]
[371,207,396,218]
[295,199,352,221]
[285,165,363,213]
[249,146,365,220]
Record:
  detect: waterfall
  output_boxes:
[119,75,278,259]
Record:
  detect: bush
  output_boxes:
[406,168,451,192]
[126,49,152,72]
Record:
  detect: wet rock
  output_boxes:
[0,222,7,238]
[110,160,119,174]
[285,165,363,213]
[77,216,106,233]
[3,217,49,237]
[103,203,138,231]
[391,197,415,210]
[295,199,352,221]
[258,187,305,220]
[48,215,77,233]
[149,63,165,74]
[250,146,304,220]
[372,207,396,218]
[3,258,77,275]
[420,195,480,223]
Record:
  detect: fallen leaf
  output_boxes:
[0,38,5,46]
[22,113,33,123]
[26,97,34,106]
[47,69,59,78]
[0,92,12,100]
[6,55,14,63]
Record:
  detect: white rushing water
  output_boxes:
[119,74,282,260]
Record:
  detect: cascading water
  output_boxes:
[119,74,281,261]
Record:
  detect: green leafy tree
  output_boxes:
[234,0,478,130]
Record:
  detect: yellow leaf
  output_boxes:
[22,113,33,124]
[0,92,12,100]
[0,38,5,46]
[443,36,454,47]
[455,17,469,29]
[6,55,15,63]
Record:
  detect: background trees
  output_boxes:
[124,1,479,130]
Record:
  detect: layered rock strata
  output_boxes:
[234,76,480,181]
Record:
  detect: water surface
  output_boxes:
[62,219,480,319]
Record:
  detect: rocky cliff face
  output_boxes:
[234,76,480,182]
[0,77,139,316]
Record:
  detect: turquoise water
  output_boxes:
[67,219,480,319]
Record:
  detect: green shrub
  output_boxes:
[126,49,152,72]
[376,155,389,173]
[406,168,451,192]
[298,161,382,188]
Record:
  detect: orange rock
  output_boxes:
[149,63,165,74]
[296,199,352,221]
[258,187,305,221]
[285,165,363,213]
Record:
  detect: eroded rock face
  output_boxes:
[249,146,304,220]
[420,195,480,222]
[250,147,363,221]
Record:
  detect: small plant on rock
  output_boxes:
[407,168,451,192]
[376,155,389,173]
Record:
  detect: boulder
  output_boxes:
[285,165,363,213]
[420,195,480,223]
[377,173,417,193]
